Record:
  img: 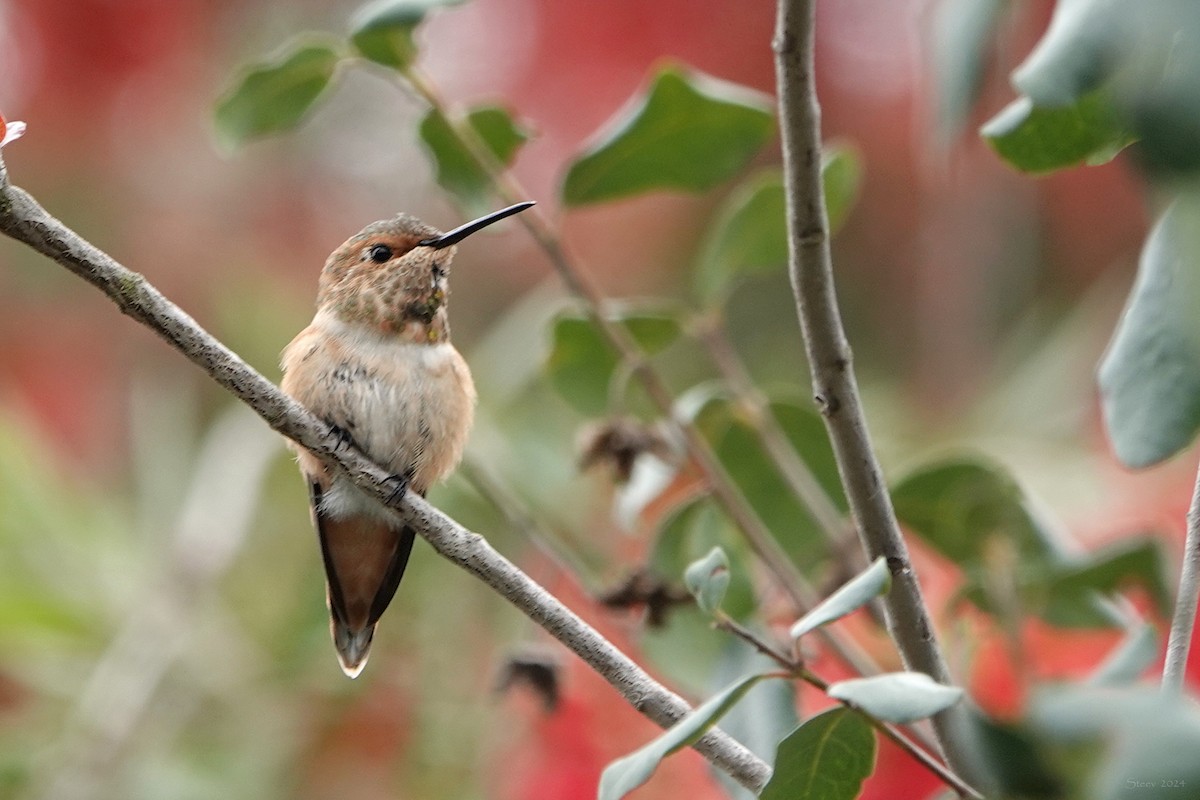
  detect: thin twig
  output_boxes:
[399,66,814,604]
[714,615,982,799]
[798,668,982,800]
[395,66,893,685]
[694,317,852,550]
[773,0,972,775]
[0,153,772,794]
[1164,460,1200,691]
[715,614,799,673]
[458,455,601,587]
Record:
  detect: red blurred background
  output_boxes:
[0,1,1194,798]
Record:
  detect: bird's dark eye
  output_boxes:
[368,244,393,263]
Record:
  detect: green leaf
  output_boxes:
[694,171,787,302]
[827,672,963,724]
[418,106,531,216]
[822,144,863,235]
[789,557,890,639]
[704,399,847,576]
[640,606,731,697]
[561,64,774,206]
[759,708,875,800]
[964,708,1063,799]
[955,536,1168,629]
[214,39,342,150]
[1122,13,1200,178]
[710,644,799,800]
[694,146,861,304]
[892,457,1061,568]
[930,0,1007,142]
[1009,0,1122,107]
[1099,197,1200,467]
[349,0,465,70]
[544,308,682,415]
[651,498,757,622]
[684,546,730,615]
[1030,539,1170,627]
[598,672,771,800]
[981,89,1134,174]
[1029,685,1200,798]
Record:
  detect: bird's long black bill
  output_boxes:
[418,201,535,249]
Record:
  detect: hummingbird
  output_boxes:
[280,201,534,678]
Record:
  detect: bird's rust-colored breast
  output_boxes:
[281,308,476,495]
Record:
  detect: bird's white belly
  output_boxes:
[305,313,476,515]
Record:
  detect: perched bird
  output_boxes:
[281,202,534,677]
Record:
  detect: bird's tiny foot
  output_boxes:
[383,473,410,506]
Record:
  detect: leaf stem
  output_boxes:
[1164,458,1200,691]
[714,613,982,799]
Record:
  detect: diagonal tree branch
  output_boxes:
[772,0,975,780]
[0,153,772,794]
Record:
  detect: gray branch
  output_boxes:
[1164,462,1200,692]
[0,153,771,794]
[772,0,976,781]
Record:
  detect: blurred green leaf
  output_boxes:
[1029,685,1200,799]
[561,65,774,206]
[892,457,1164,628]
[640,606,730,696]
[0,419,126,646]
[1088,623,1158,685]
[981,90,1134,174]
[959,537,1169,628]
[1099,197,1200,467]
[694,171,787,302]
[652,498,757,621]
[684,546,730,615]
[892,457,1060,568]
[419,106,531,215]
[1032,540,1170,627]
[694,146,861,304]
[1010,0,1122,106]
[710,644,798,800]
[965,707,1063,799]
[822,144,863,234]
[598,672,771,800]
[702,398,846,575]
[1122,9,1200,177]
[789,557,890,640]
[759,707,875,800]
[214,38,342,149]
[545,308,682,415]
[349,0,465,70]
[827,672,963,724]
[930,0,1007,142]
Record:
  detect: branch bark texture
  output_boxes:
[1164,462,1200,691]
[772,0,973,778]
[0,155,771,793]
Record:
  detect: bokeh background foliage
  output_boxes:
[2,0,1200,798]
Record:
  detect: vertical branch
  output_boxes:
[1164,461,1200,691]
[772,0,973,775]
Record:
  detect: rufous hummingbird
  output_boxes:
[281,201,534,677]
